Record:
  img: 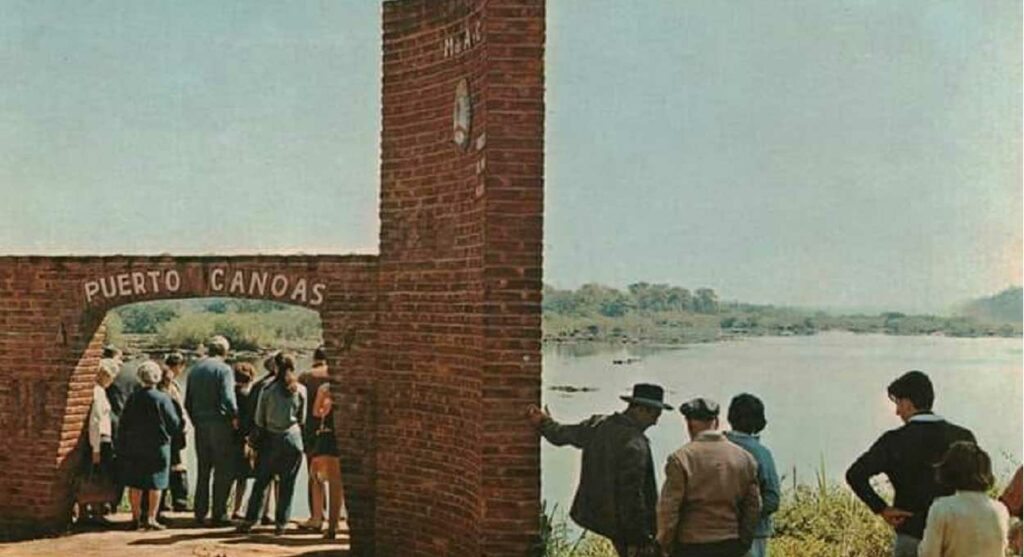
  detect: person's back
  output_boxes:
[918,441,1009,557]
[185,357,237,424]
[666,432,759,545]
[119,387,177,455]
[184,337,238,525]
[567,413,655,538]
[723,392,780,557]
[529,383,670,556]
[105,358,139,439]
[847,414,975,538]
[920,492,1008,557]
[846,370,976,557]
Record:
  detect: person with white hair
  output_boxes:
[115,360,183,530]
[89,359,118,471]
[184,335,239,526]
[78,358,119,523]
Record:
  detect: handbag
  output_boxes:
[75,463,117,507]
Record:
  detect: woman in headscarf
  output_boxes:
[116,360,183,530]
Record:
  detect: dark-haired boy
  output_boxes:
[723,394,780,557]
[845,370,975,557]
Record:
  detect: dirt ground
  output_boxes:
[0,512,348,557]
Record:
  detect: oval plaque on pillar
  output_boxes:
[452,78,472,151]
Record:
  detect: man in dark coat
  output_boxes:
[846,370,976,557]
[527,383,671,557]
[184,336,238,525]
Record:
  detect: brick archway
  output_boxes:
[0,1,544,555]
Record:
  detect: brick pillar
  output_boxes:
[378,1,544,555]
[480,2,545,553]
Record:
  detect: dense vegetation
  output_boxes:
[544,283,1022,343]
[540,476,891,557]
[104,298,321,352]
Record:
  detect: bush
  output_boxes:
[155,307,321,351]
[113,303,178,333]
[769,471,891,557]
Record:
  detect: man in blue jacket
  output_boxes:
[846,370,975,557]
[184,335,238,526]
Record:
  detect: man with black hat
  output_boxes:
[845,370,975,557]
[527,383,672,557]
[657,397,761,557]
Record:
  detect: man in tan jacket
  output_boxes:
[657,397,761,557]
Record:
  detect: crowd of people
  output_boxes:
[80,337,345,539]
[529,371,1023,557]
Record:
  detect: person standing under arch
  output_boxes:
[158,352,189,514]
[299,346,333,532]
[116,361,182,530]
[237,353,307,536]
[184,336,238,526]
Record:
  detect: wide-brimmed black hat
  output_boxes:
[620,383,673,410]
[680,397,720,420]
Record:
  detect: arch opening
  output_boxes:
[59,296,358,547]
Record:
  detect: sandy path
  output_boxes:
[0,513,348,557]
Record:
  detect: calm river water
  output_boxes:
[540,332,1023,514]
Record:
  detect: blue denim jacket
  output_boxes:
[725,431,781,538]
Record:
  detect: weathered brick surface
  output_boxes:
[0,256,380,546]
[0,1,543,554]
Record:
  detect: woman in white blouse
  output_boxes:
[918,441,1009,557]
[89,359,118,470]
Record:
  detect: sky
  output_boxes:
[1,1,1020,314]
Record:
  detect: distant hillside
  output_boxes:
[957,287,1023,324]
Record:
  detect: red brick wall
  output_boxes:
[0,256,379,545]
[378,0,543,555]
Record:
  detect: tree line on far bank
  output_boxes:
[542,283,1023,344]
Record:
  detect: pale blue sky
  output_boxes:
[1,1,1020,313]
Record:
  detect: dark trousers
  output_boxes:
[671,538,748,557]
[245,430,303,527]
[194,419,237,521]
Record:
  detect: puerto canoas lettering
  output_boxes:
[83,267,326,306]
